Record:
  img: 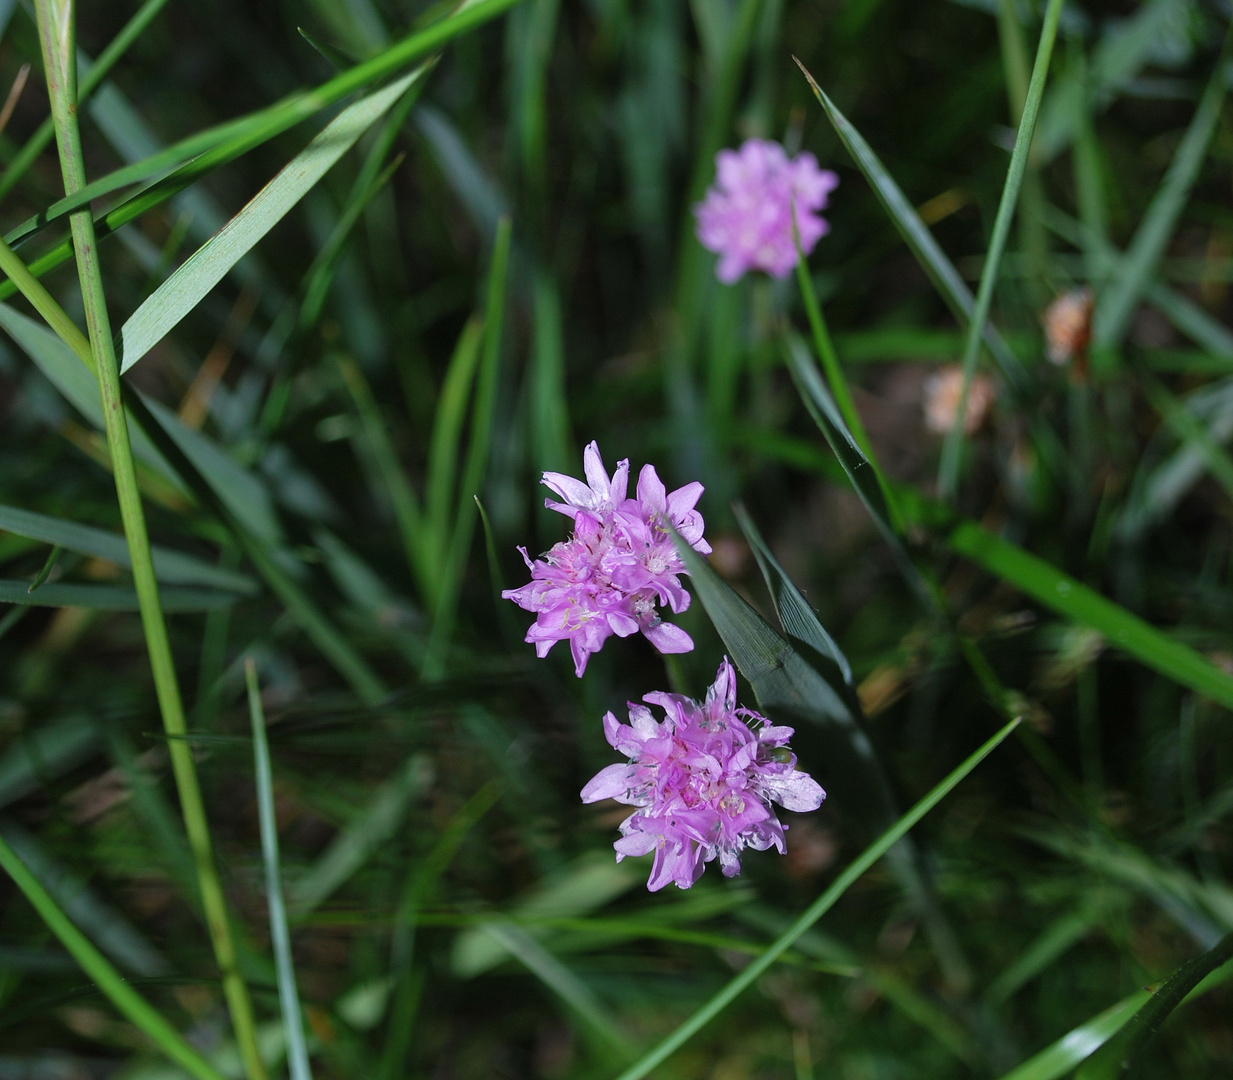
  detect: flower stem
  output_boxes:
[792,246,874,462]
[33,2,267,1077]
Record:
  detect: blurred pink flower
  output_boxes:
[923,365,996,436]
[694,139,838,283]
[582,657,825,890]
[502,442,709,676]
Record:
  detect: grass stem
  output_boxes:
[33,2,267,1076]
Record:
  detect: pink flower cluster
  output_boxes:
[582,658,825,890]
[502,442,711,678]
[694,139,839,283]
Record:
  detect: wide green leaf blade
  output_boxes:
[0,503,256,593]
[896,487,1233,710]
[117,68,425,373]
[0,579,237,610]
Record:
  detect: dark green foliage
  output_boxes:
[0,0,1231,1078]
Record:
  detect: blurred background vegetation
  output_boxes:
[0,0,1231,1077]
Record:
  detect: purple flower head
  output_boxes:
[582,657,825,890]
[694,139,839,284]
[502,443,709,676]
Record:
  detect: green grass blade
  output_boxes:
[0,0,172,203]
[0,503,256,593]
[118,68,426,374]
[0,0,529,298]
[793,230,875,460]
[783,332,898,541]
[995,991,1151,1080]
[287,755,432,918]
[610,716,1020,1080]
[246,660,314,1080]
[0,819,168,976]
[423,216,511,679]
[896,486,1233,710]
[732,502,853,688]
[1092,34,1233,353]
[794,59,1024,388]
[1077,931,1233,1080]
[425,315,485,584]
[481,921,633,1057]
[0,714,99,811]
[529,271,571,475]
[937,0,1063,500]
[0,830,230,1080]
[0,579,238,610]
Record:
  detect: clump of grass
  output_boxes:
[0,1,1230,1078]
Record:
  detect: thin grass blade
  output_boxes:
[1092,33,1233,353]
[937,0,1063,500]
[794,59,1023,387]
[0,830,229,1080]
[287,755,433,918]
[246,660,314,1080]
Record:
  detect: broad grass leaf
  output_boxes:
[118,68,426,373]
[0,579,238,611]
[783,332,896,542]
[0,503,256,593]
[896,485,1233,711]
[732,502,853,689]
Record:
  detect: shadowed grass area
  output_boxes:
[0,0,1231,1077]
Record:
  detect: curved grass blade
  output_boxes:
[118,67,427,373]
[794,58,1023,389]
[611,716,1020,1080]
[0,819,167,977]
[0,829,229,1080]
[893,481,1233,710]
[938,0,1063,500]
[783,332,897,540]
[1076,931,1233,1080]
[0,503,256,593]
[1092,34,1233,354]
[246,660,314,1080]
